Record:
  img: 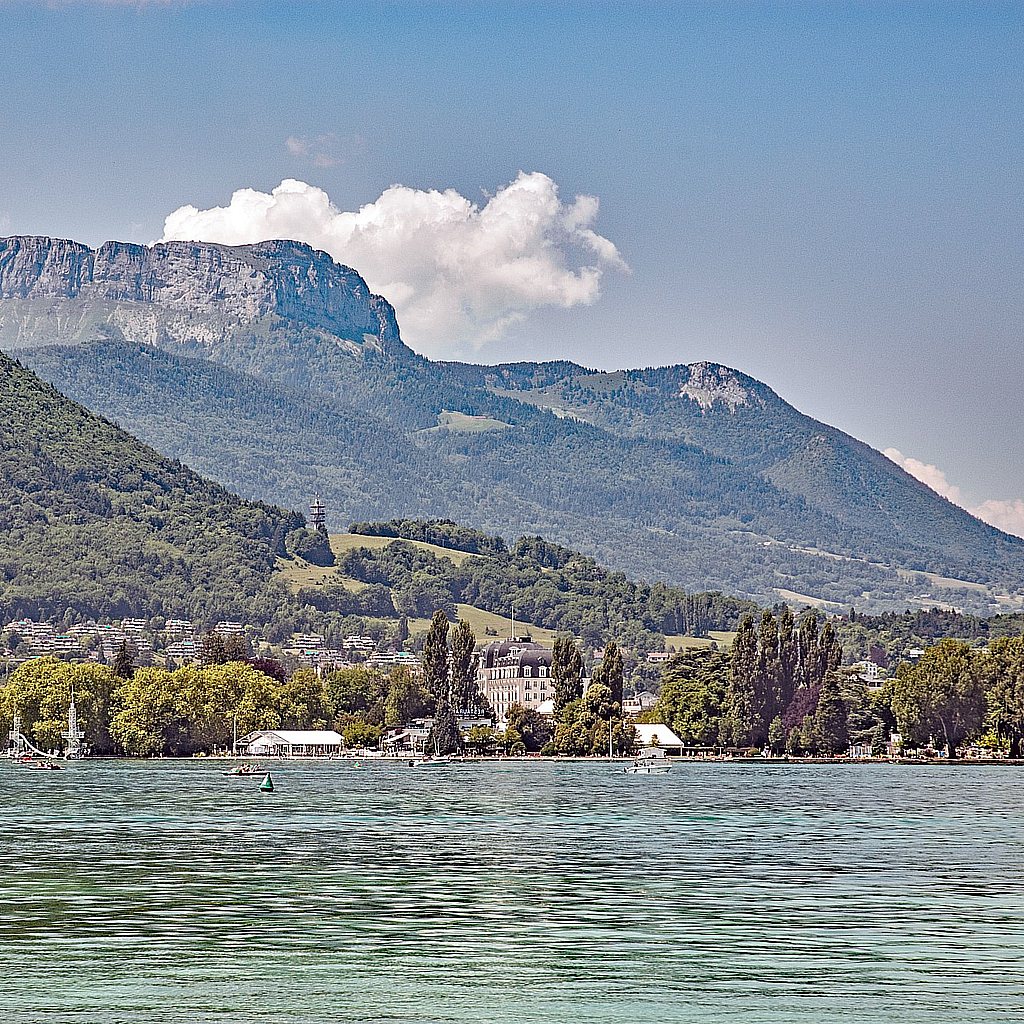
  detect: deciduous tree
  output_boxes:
[891,639,985,759]
[982,636,1024,757]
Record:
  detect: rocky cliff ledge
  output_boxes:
[0,235,404,354]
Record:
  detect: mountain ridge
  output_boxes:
[0,234,406,358]
[4,233,1022,614]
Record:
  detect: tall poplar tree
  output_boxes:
[552,635,584,716]
[818,622,843,681]
[777,606,797,713]
[422,610,461,753]
[449,619,478,712]
[422,610,451,704]
[797,612,819,689]
[726,614,759,746]
[755,610,780,741]
[602,640,624,707]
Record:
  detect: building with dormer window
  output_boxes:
[476,635,554,723]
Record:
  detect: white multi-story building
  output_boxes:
[367,651,422,674]
[166,638,200,662]
[476,636,554,723]
[623,692,658,717]
[343,635,377,653]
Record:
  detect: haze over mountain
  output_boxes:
[3,233,1023,615]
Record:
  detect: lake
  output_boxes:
[2,760,1022,1023]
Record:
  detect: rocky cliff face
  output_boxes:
[0,235,406,355]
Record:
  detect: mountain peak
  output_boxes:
[0,234,408,358]
[677,361,761,411]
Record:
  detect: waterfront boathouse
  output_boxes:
[242,730,344,758]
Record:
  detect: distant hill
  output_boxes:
[276,523,756,651]
[0,351,303,623]
[5,234,1024,614]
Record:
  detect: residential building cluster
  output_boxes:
[2,617,157,664]
[0,616,421,674]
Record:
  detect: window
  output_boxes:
[523,666,532,678]
[539,666,547,678]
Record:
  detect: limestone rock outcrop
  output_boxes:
[0,235,405,354]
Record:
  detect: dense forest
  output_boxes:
[349,519,509,556]
[304,528,758,648]
[832,607,1024,667]
[0,353,304,624]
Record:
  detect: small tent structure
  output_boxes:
[243,730,344,758]
[632,723,684,757]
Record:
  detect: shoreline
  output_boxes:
[14,754,1024,766]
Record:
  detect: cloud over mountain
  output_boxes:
[160,173,625,357]
[885,448,1024,539]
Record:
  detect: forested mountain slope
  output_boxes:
[5,234,1024,613]
[443,358,1020,578]
[22,335,914,606]
[0,352,302,622]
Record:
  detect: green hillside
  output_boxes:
[0,353,754,650]
[17,336,961,612]
[0,352,303,623]
[285,521,757,650]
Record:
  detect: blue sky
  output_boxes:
[1,1,1022,527]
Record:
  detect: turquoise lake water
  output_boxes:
[2,760,1023,1023]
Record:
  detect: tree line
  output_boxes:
[650,625,1024,759]
[0,655,433,757]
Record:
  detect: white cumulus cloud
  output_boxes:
[160,172,626,356]
[972,499,1024,539]
[883,448,964,505]
[884,448,1024,539]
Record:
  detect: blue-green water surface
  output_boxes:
[2,760,1023,1023]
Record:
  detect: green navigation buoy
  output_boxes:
[259,772,274,793]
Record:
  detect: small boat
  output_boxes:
[409,756,450,767]
[226,763,261,777]
[623,759,671,775]
[27,760,64,771]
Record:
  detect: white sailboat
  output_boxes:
[62,689,84,760]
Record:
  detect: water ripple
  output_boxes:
[2,761,1023,1022]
